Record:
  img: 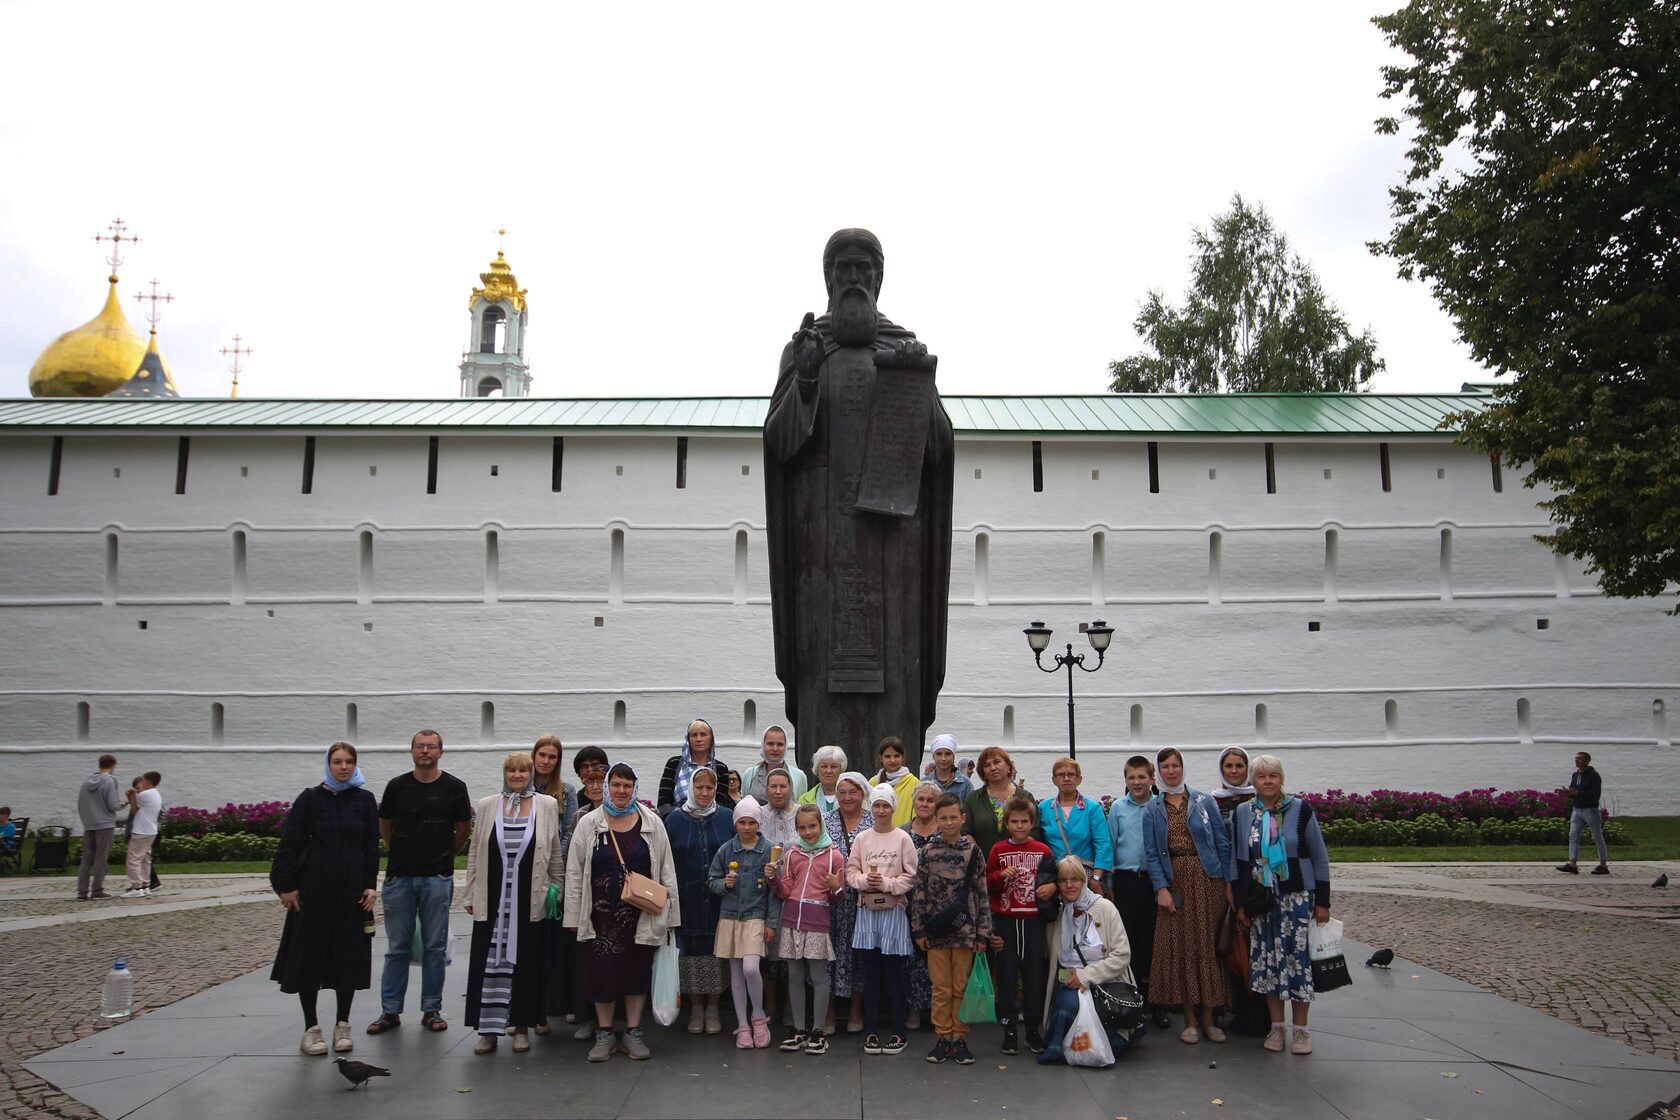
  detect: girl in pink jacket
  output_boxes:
[771,803,847,1053]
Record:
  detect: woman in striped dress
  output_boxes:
[464,751,567,1054]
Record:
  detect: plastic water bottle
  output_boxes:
[101,958,133,1019]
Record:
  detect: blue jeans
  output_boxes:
[1568,808,1608,865]
[1037,984,1140,1064]
[380,875,453,1015]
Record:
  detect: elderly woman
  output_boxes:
[657,719,732,815]
[1230,754,1331,1055]
[902,780,942,1029]
[565,763,680,1063]
[561,747,610,1039]
[1039,757,1114,895]
[1036,856,1140,1065]
[740,725,811,802]
[529,734,579,1036]
[270,743,379,1057]
[962,746,1035,858]
[821,770,873,1034]
[800,744,849,815]
[464,751,567,1054]
[664,766,733,1033]
[1144,747,1233,1045]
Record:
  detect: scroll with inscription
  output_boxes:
[855,361,937,517]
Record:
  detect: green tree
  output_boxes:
[1372,1,1680,611]
[1108,195,1383,393]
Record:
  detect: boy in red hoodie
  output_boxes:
[985,794,1057,1054]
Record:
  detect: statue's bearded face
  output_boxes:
[828,248,881,347]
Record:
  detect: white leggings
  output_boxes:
[785,958,832,1034]
[729,955,764,1026]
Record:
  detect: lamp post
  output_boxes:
[1023,619,1114,759]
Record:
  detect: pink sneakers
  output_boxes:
[735,1025,754,1050]
[751,1015,772,1048]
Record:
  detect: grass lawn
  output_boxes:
[5,845,472,879]
[1328,816,1680,862]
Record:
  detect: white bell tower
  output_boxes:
[459,232,530,397]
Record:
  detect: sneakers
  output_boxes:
[862,1034,883,1055]
[780,1031,808,1053]
[620,1028,651,1060]
[1290,1028,1313,1055]
[90,890,111,899]
[735,1025,754,1050]
[1000,1019,1019,1055]
[332,1022,353,1053]
[751,1015,772,1049]
[949,1038,975,1065]
[1264,1024,1287,1052]
[1591,864,1611,876]
[926,1038,949,1064]
[882,1034,907,1056]
[121,887,149,898]
[573,1022,597,1041]
[1025,1024,1046,1054]
[1556,863,1580,874]
[804,1030,829,1055]
[300,1026,328,1056]
[587,1029,615,1062]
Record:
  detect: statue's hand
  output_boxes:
[888,338,930,369]
[790,312,824,390]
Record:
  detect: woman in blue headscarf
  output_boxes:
[270,742,380,1058]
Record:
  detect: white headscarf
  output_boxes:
[1215,746,1256,801]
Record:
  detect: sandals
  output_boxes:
[1179,1026,1200,1044]
[365,1013,400,1035]
[422,1011,449,1032]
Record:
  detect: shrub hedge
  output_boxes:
[1320,812,1631,848]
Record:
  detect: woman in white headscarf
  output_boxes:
[464,751,566,1055]
[740,725,811,803]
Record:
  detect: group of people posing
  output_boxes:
[269,722,1331,1067]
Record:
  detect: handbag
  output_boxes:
[1070,920,1144,1031]
[609,825,668,916]
[1308,917,1353,992]
[1217,906,1251,984]
[1240,882,1275,920]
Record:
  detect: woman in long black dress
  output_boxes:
[270,742,380,1057]
[464,751,567,1054]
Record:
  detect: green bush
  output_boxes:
[96,834,282,865]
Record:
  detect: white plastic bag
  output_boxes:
[1062,989,1116,1068]
[651,935,680,1026]
[1308,917,1345,961]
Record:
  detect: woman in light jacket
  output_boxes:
[1229,753,1331,1056]
[1143,746,1233,1045]
[563,763,681,1063]
[1037,857,1140,1065]
[463,751,567,1055]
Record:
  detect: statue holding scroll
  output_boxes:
[763,228,955,772]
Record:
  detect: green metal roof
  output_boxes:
[0,388,1491,436]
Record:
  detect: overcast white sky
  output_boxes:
[0,1,1488,401]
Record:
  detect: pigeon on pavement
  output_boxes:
[334,1058,391,1090]
[1653,873,1668,889]
[1365,948,1395,967]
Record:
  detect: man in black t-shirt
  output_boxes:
[368,729,472,1034]
[1556,751,1610,876]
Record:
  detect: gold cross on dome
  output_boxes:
[133,279,174,329]
[94,217,141,276]
[221,335,253,398]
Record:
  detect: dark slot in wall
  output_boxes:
[48,435,63,495]
[426,436,439,494]
[1263,442,1276,494]
[175,437,191,495]
[551,437,564,492]
[1490,453,1503,493]
[1147,441,1160,493]
[676,436,688,489]
[1031,441,1044,492]
[1379,442,1392,492]
[301,436,316,494]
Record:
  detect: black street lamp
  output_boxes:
[1023,619,1114,758]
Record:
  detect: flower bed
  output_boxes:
[160,801,291,839]
[1300,787,1577,824]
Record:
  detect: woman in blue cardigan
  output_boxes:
[1038,757,1113,894]
[1229,754,1330,1056]
[1142,747,1232,1045]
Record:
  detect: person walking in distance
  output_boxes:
[76,754,125,901]
[1557,751,1610,876]
[367,730,473,1035]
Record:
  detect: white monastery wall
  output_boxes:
[0,426,1675,822]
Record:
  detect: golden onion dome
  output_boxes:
[469,249,527,312]
[29,277,172,397]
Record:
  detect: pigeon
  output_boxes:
[1653,873,1668,889]
[1365,948,1394,968]
[334,1058,390,1090]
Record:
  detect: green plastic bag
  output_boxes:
[959,951,997,1024]
[544,884,561,921]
